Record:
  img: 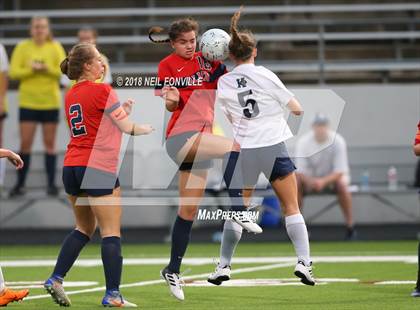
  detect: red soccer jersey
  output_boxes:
[63,81,122,174]
[415,122,420,145]
[157,51,226,138]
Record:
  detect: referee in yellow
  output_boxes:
[9,16,65,197]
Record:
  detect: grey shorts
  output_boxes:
[165,131,213,171]
[241,142,296,187]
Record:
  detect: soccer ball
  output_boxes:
[199,28,231,61]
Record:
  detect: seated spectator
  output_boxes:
[295,114,356,240]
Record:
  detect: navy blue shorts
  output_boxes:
[165,131,213,171]
[19,108,59,123]
[241,142,296,187]
[63,166,120,197]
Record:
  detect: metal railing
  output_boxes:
[2,30,420,46]
[1,4,419,82]
[1,3,420,19]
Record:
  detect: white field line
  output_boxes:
[276,278,360,283]
[1,255,417,268]
[188,279,331,287]
[6,281,98,289]
[375,281,417,285]
[25,262,295,301]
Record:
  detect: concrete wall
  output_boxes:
[1,84,419,228]
[4,84,419,150]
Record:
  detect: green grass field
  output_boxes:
[1,241,419,309]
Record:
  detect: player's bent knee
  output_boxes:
[75,220,97,237]
[283,203,300,216]
[100,229,121,238]
[335,179,349,193]
[76,226,96,238]
[178,206,198,220]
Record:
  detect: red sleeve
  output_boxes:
[155,60,173,96]
[158,60,172,81]
[95,84,120,114]
[415,122,420,145]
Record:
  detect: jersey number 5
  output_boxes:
[69,104,87,137]
[238,89,259,118]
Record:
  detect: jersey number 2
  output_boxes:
[69,104,87,137]
[238,89,259,119]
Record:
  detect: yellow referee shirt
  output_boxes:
[9,39,66,110]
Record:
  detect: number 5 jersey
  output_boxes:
[216,63,295,149]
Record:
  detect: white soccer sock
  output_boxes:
[220,219,243,267]
[0,266,5,293]
[285,213,311,266]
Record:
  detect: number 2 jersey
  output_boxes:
[63,81,123,174]
[217,63,294,149]
[157,51,226,138]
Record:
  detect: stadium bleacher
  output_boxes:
[0,1,419,83]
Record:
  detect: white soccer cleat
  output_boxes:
[294,261,316,286]
[207,264,231,285]
[160,267,185,301]
[102,291,138,308]
[119,299,138,308]
[232,212,263,234]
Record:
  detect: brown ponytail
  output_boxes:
[149,17,199,43]
[229,6,257,61]
[61,43,96,80]
[230,7,242,45]
[148,26,171,43]
[60,57,69,76]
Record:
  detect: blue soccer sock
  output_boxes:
[45,153,57,188]
[223,151,246,212]
[16,153,30,188]
[101,236,123,292]
[168,216,193,274]
[52,229,90,279]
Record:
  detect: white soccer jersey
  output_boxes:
[217,63,294,149]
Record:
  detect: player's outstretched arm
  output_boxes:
[287,98,303,116]
[0,148,24,169]
[162,86,179,112]
[108,100,155,136]
[122,98,134,115]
